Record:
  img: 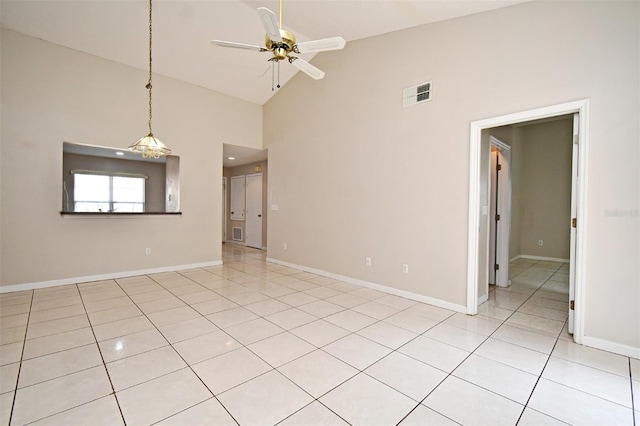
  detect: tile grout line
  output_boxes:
[77,282,128,426]
[129,271,242,426]
[401,260,567,424]
[629,358,636,425]
[7,288,34,426]
[175,262,334,426]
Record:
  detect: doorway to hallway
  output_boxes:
[467,99,590,346]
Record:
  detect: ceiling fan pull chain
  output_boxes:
[277,60,281,89]
[271,61,275,91]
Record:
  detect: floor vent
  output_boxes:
[232,226,243,241]
[403,81,432,107]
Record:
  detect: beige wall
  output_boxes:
[513,119,573,260]
[264,1,639,350]
[0,29,262,287]
[223,160,268,248]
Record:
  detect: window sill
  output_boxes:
[60,212,182,216]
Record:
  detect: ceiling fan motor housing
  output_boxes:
[265,29,296,60]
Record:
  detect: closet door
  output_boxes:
[230,175,245,221]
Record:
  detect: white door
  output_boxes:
[245,173,263,249]
[230,176,245,221]
[489,149,498,285]
[568,113,579,334]
[489,137,511,287]
[222,177,227,242]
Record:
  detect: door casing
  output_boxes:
[466,99,590,346]
[488,137,511,288]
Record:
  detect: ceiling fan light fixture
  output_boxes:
[212,0,346,87]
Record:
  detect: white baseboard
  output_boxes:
[580,335,640,359]
[266,257,467,314]
[478,293,489,304]
[0,261,223,294]
[511,255,570,263]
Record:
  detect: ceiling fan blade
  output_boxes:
[210,40,265,51]
[257,7,282,43]
[290,57,325,80]
[296,37,346,54]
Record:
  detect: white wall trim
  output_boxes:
[224,241,246,247]
[511,255,570,263]
[478,293,488,305]
[0,261,223,294]
[581,336,640,359]
[467,99,590,348]
[266,258,467,313]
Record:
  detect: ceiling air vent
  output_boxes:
[403,81,432,108]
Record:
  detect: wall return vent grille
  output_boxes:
[403,81,432,108]
[232,226,243,241]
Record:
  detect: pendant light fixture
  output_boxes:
[128,0,171,159]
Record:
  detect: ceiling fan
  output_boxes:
[210,0,346,87]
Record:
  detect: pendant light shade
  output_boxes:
[129,0,172,158]
[129,133,171,159]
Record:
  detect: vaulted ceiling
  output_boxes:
[1,0,529,105]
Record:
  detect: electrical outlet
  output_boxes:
[283,243,287,250]
[145,248,151,255]
[365,257,372,266]
[538,240,543,246]
[402,264,409,273]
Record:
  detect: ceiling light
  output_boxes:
[128,0,172,159]
[228,156,236,160]
[115,151,125,156]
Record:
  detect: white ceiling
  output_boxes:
[2,0,528,166]
[1,0,529,106]
[223,144,268,167]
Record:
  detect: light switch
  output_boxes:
[481,205,488,215]
[271,204,279,211]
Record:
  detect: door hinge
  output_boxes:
[495,214,501,221]
[497,164,502,171]
[570,300,575,310]
[494,263,500,271]
[572,218,577,228]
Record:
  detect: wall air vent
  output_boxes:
[232,226,243,241]
[403,81,432,108]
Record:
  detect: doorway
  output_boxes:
[222,143,268,248]
[467,99,590,345]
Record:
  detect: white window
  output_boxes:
[73,173,145,212]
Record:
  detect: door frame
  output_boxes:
[488,136,511,288]
[466,99,590,345]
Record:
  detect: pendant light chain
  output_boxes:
[128,0,171,158]
[147,0,153,136]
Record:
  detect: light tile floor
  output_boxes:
[0,247,637,425]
